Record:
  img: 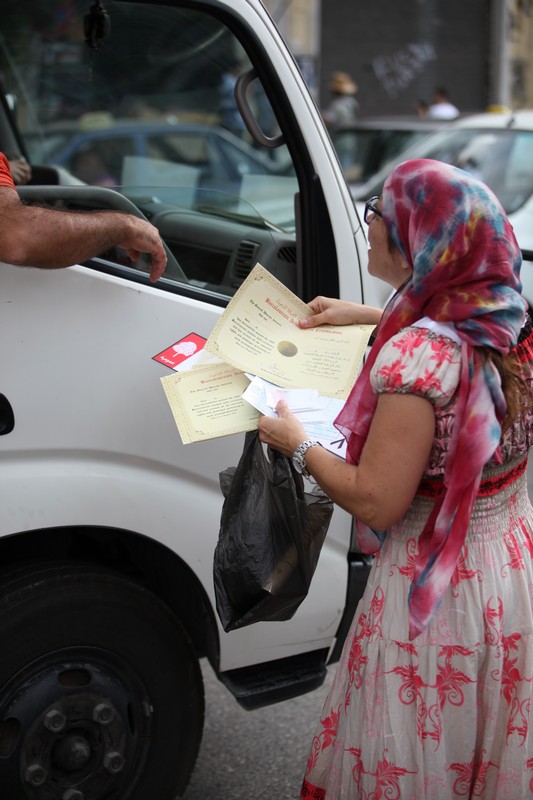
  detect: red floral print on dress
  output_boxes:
[346,747,416,800]
[374,357,405,390]
[502,531,525,574]
[519,519,533,556]
[429,335,459,367]
[483,596,504,646]
[392,327,428,358]
[447,750,499,797]
[305,704,342,775]
[411,367,445,395]
[300,780,325,800]
[387,646,476,748]
[344,588,385,694]
[450,546,483,596]
[501,633,532,744]
[528,758,533,793]
[389,536,418,580]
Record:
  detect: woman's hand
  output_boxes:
[257,401,307,457]
[299,296,382,329]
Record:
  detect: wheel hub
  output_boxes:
[52,733,92,772]
[0,649,152,799]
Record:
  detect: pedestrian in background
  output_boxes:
[219,56,247,139]
[323,71,359,130]
[426,86,460,119]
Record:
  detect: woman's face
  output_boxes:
[366,197,411,289]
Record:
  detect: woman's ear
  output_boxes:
[392,245,412,277]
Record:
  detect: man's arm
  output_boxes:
[0,186,167,282]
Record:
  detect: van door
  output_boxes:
[0,1,374,797]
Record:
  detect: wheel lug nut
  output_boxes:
[44,708,67,733]
[92,702,114,726]
[24,763,48,786]
[103,750,125,773]
[63,790,84,800]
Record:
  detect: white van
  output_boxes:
[0,1,386,797]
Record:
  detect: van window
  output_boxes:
[0,0,298,297]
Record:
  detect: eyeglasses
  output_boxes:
[364,195,383,225]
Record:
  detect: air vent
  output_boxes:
[278,245,297,263]
[234,240,260,280]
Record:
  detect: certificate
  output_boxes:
[161,263,375,444]
[205,263,374,399]
[161,363,259,444]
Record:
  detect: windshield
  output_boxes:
[356,128,533,215]
[331,127,435,185]
[0,0,295,231]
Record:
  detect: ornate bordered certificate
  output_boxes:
[161,363,259,444]
[161,263,374,443]
[205,263,374,399]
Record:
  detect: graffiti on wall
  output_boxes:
[372,42,436,97]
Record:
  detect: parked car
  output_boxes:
[330,116,447,187]
[0,1,382,798]
[351,110,533,304]
[25,117,278,193]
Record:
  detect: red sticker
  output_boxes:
[153,333,207,370]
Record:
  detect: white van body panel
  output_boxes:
[0,263,353,669]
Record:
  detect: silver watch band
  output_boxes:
[292,439,322,478]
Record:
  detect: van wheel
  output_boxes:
[0,562,204,799]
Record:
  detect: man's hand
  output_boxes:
[118,216,167,282]
[8,157,32,186]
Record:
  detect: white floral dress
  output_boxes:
[301,319,533,800]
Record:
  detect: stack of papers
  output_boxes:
[242,377,347,457]
[161,263,374,453]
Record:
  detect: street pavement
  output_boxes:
[183,461,533,799]
[182,658,334,800]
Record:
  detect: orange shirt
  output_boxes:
[0,153,15,189]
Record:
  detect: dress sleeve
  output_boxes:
[371,325,462,407]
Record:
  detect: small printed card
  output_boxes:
[153,333,207,371]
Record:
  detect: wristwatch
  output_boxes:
[292,439,323,478]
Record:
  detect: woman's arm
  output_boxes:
[299,296,383,329]
[258,392,435,530]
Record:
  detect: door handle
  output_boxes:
[0,394,15,434]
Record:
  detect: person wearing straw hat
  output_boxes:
[323,71,360,130]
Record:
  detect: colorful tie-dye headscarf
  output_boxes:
[335,158,527,639]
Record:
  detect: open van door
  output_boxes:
[0,1,380,796]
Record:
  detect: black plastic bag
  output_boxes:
[214,430,333,631]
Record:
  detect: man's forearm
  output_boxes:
[2,204,135,268]
[0,188,167,281]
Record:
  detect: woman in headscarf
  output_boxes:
[258,159,533,799]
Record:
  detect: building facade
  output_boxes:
[266,0,533,118]
[509,0,533,108]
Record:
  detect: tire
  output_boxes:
[0,561,204,799]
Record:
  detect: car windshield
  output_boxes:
[355,127,533,215]
[0,0,296,232]
[331,127,436,185]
